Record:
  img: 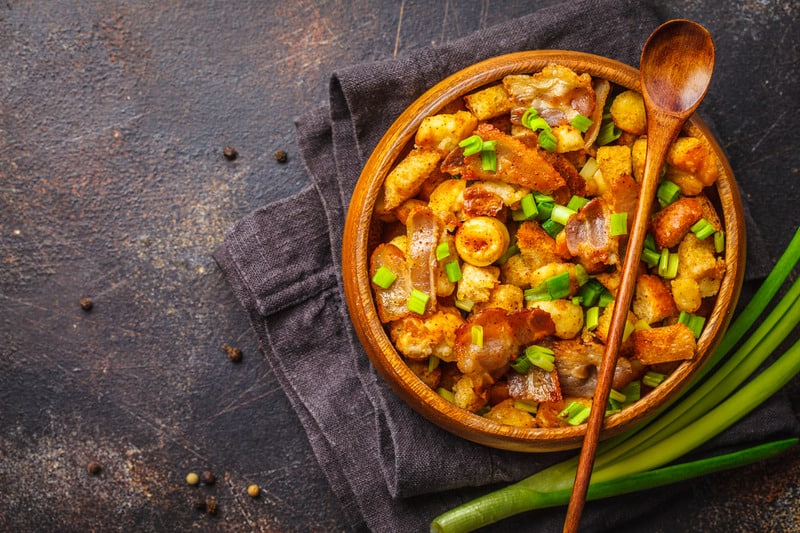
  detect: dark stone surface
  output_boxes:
[1,1,797,531]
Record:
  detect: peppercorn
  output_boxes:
[80,298,93,311]
[201,470,216,485]
[247,484,260,498]
[205,496,218,515]
[223,146,238,160]
[86,461,101,475]
[273,149,288,163]
[222,343,242,363]
[186,472,200,485]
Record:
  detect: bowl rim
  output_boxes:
[342,50,746,452]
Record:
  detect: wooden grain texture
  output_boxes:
[1,1,798,532]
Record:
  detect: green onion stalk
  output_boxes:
[431,227,800,533]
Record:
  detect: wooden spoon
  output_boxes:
[563,20,715,532]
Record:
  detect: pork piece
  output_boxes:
[503,63,595,127]
[369,243,411,323]
[508,367,562,403]
[461,185,504,218]
[441,123,566,195]
[651,196,703,249]
[552,339,635,398]
[564,198,619,274]
[406,206,443,313]
[455,308,555,380]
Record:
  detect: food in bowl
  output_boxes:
[367,63,727,430]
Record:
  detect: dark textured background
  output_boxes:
[1,1,798,531]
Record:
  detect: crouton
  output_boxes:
[552,124,586,153]
[632,323,696,364]
[526,298,584,339]
[406,360,442,389]
[670,277,702,313]
[473,284,524,313]
[456,263,500,303]
[633,274,678,324]
[463,84,514,121]
[388,306,464,362]
[596,145,633,183]
[483,398,537,428]
[415,110,479,153]
[610,90,647,135]
[383,148,443,211]
[595,301,637,345]
[452,374,488,412]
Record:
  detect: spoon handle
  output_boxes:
[563,110,685,533]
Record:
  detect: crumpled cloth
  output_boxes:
[214,0,795,530]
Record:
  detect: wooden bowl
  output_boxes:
[342,51,745,452]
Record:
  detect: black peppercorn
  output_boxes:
[223,146,238,160]
[87,461,101,475]
[201,470,216,485]
[273,149,288,163]
[80,298,93,311]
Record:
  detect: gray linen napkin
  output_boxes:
[214,0,794,530]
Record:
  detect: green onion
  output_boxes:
[524,284,551,302]
[481,150,497,172]
[609,389,627,403]
[585,306,599,331]
[371,266,397,289]
[678,311,706,338]
[574,264,590,287]
[578,279,604,307]
[538,130,558,152]
[643,371,666,388]
[459,134,483,156]
[691,218,716,240]
[407,289,429,315]
[496,243,519,266]
[541,218,563,238]
[579,157,598,179]
[566,195,589,212]
[620,380,641,402]
[570,113,594,133]
[598,288,615,307]
[567,405,591,425]
[436,242,451,261]
[609,212,628,236]
[454,299,474,313]
[513,400,539,414]
[510,355,532,374]
[428,355,440,373]
[445,261,462,283]
[641,248,661,268]
[550,204,576,226]
[471,324,483,348]
[436,387,455,403]
[657,180,681,206]
[520,108,539,129]
[558,401,585,421]
[644,232,657,251]
[545,271,571,300]
[596,120,621,146]
[525,345,555,372]
[520,193,538,220]
[657,249,678,279]
[714,231,725,253]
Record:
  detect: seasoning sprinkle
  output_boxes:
[223,146,238,160]
[86,461,101,475]
[273,149,288,163]
[222,343,242,363]
[79,298,93,311]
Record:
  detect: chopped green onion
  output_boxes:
[436,387,455,403]
[622,320,635,343]
[620,380,641,403]
[520,193,538,220]
[644,232,657,251]
[665,253,679,279]
[657,249,679,279]
[428,355,440,373]
[481,149,497,172]
[538,130,558,152]
[481,140,497,151]
[657,180,681,206]
[641,248,661,268]
[578,279,604,307]
[610,212,628,236]
[520,108,539,129]
[371,266,397,289]
[609,389,627,403]
[691,218,716,240]
[454,299,474,313]
[510,354,532,374]
[546,271,571,300]
[496,243,520,265]
[524,283,551,302]
[459,134,483,156]
[579,157,599,179]
[567,405,591,425]
[407,289,430,315]
[585,306,600,331]
[574,264,590,287]
[541,218,564,238]
[598,288,615,307]
[643,371,666,388]
[678,311,706,338]
[567,195,589,212]
[570,113,594,133]
[436,242,451,261]
[513,400,539,414]
[596,120,621,146]
[471,324,484,348]
[714,231,725,254]
[558,401,585,420]
[525,345,556,372]
[445,260,462,282]
[550,204,576,226]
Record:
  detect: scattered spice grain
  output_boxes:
[86,461,101,475]
[223,146,238,160]
[205,496,218,515]
[273,149,288,163]
[222,343,242,363]
[186,472,200,485]
[79,298,93,311]
[247,484,260,498]
[201,470,216,485]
